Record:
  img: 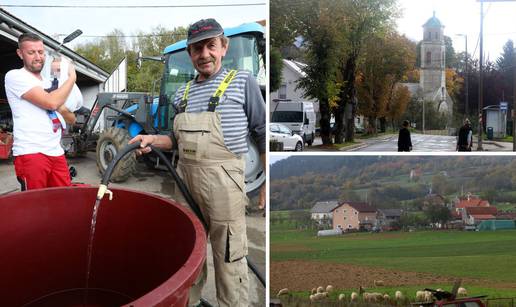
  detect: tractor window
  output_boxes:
[161,33,263,105]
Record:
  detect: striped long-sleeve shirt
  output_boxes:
[173,68,266,155]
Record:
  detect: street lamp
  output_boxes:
[456,34,469,118]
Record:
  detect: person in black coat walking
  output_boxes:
[457,118,473,151]
[398,120,412,152]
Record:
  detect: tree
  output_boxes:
[356,32,415,133]
[424,204,451,229]
[270,47,283,92]
[296,1,341,144]
[334,0,399,143]
[74,29,127,73]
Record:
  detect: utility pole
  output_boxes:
[514,53,516,151]
[478,0,484,150]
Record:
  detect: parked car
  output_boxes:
[271,100,316,145]
[270,123,303,151]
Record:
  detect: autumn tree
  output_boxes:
[333,0,399,143]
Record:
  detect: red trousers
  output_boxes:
[14,153,71,190]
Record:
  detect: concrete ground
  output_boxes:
[0,152,265,306]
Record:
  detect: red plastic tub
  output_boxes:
[0,131,13,159]
[0,186,206,306]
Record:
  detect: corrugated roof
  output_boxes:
[0,8,109,81]
[457,198,491,209]
[311,200,339,213]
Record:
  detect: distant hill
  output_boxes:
[270,156,516,211]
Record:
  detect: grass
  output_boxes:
[271,228,516,284]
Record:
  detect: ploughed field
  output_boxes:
[270,227,516,300]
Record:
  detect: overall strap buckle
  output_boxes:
[208,69,237,112]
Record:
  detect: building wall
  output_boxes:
[333,204,360,230]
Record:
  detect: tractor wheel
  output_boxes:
[96,127,136,182]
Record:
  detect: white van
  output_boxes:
[271,100,316,145]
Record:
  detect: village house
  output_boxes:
[310,200,339,226]
[377,209,403,231]
[331,201,377,232]
[453,194,496,226]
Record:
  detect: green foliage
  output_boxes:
[74,26,187,93]
[270,47,283,93]
[270,156,516,211]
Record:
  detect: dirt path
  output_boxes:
[271,260,516,294]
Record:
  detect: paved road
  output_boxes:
[0,152,265,306]
[306,133,514,152]
[353,133,456,152]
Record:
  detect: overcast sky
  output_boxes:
[397,0,516,62]
[0,0,266,48]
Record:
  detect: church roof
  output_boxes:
[423,12,443,28]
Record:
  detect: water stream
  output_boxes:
[84,197,102,304]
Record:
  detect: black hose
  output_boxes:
[100,142,266,289]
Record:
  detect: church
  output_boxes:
[404,12,454,120]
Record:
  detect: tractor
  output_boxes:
[65,22,266,192]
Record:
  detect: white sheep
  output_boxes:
[276,288,289,297]
[317,286,324,293]
[314,292,326,300]
[351,292,359,301]
[383,293,390,301]
[416,290,426,301]
[457,287,468,297]
[311,287,317,295]
[326,285,334,293]
[309,294,316,302]
[338,293,345,301]
[424,290,433,302]
[374,279,385,287]
[395,290,403,301]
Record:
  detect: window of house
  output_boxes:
[426,52,431,65]
[348,224,352,228]
[278,84,287,99]
[354,211,358,215]
[435,32,439,40]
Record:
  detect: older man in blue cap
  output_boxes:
[130,18,266,306]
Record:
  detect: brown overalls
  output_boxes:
[174,71,249,306]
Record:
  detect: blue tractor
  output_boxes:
[75,22,265,192]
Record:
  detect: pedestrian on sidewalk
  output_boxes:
[457,118,473,152]
[398,120,412,152]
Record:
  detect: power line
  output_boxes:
[0,3,265,9]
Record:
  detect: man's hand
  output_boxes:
[258,183,265,210]
[67,62,76,82]
[128,134,156,155]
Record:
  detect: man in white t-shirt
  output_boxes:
[4,32,77,190]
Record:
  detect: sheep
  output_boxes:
[326,285,334,293]
[457,287,468,297]
[395,290,404,301]
[314,292,326,300]
[311,287,317,295]
[317,286,324,293]
[374,279,385,287]
[424,290,433,302]
[363,292,383,302]
[276,288,289,297]
[416,290,426,301]
[383,293,390,301]
[351,292,359,301]
[309,294,316,302]
[338,293,346,301]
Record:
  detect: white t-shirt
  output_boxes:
[5,67,65,156]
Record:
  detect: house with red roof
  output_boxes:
[331,201,377,231]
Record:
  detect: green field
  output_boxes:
[271,222,516,298]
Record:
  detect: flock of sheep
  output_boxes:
[276,281,469,305]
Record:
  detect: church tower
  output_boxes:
[420,12,449,113]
